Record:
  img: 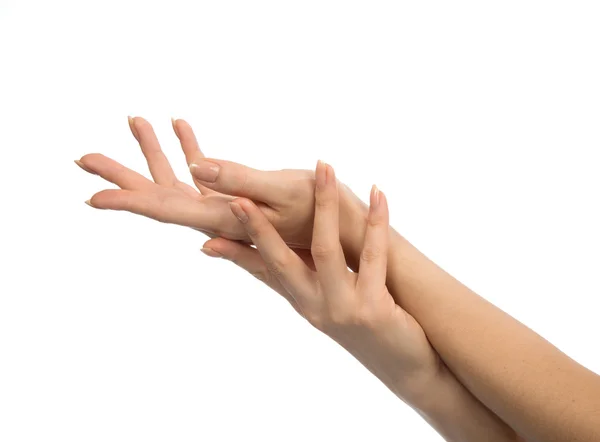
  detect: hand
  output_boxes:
[76,117,325,247]
[203,160,441,404]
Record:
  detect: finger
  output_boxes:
[311,161,347,291]
[189,158,284,204]
[78,153,156,190]
[356,185,389,294]
[171,118,214,195]
[229,198,315,301]
[87,189,233,233]
[129,116,178,186]
[171,118,204,164]
[88,189,151,213]
[201,238,304,315]
[292,248,317,271]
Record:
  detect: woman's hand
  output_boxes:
[77,118,524,440]
[77,117,326,248]
[202,160,441,404]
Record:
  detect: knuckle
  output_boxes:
[311,243,335,261]
[288,177,312,200]
[236,169,250,194]
[114,164,129,180]
[245,219,265,238]
[326,304,378,331]
[333,308,365,328]
[315,190,336,208]
[361,246,382,263]
[367,212,386,227]
[307,303,378,334]
[265,253,290,277]
[353,306,379,329]
[306,311,328,332]
[225,248,241,265]
[250,270,272,285]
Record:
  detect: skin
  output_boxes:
[78,116,599,440]
[188,130,600,442]
[77,117,519,441]
[223,160,520,442]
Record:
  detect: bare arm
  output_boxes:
[203,162,519,442]
[339,188,600,442]
[77,117,520,441]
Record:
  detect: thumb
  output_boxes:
[189,158,283,204]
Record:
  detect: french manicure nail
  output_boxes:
[74,160,97,175]
[171,117,179,138]
[189,160,220,183]
[326,163,335,185]
[371,185,380,208]
[316,160,327,188]
[127,115,140,141]
[229,202,249,224]
[84,199,94,207]
[201,247,223,258]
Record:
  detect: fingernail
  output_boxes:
[229,202,249,224]
[316,160,327,188]
[189,160,220,183]
[171,117,179,138]
[127,116,140,141]
[371,185,380,208]
[326,163,336,185]
[201,247,223,258]
[84,199,94,207]
[74,160,97,175]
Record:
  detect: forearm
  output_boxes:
[340,188,600,442]
[339,188,519,441]
[415,363,520,442]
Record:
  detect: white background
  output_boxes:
[1,1,599,441]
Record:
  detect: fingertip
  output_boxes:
[315,160,327,188]
[232,197,257,211]
[87,193,102,208]
[326,163,336,185]
[229,200,249,224]
[171,117,179,138]
[176,118,192,131]
[132,116,152,133]
[86,194,106,210]
[370,185,379,208]
[127,115,140,141]
[368,185,389,223]
[315,160,337,190]
[201,247,223,258]
[79,153,103,163]
[74,159,97,175]
[88,189,131,211]
[173,118,195,137]
[204,235,242,258]
[379,188,389,217]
